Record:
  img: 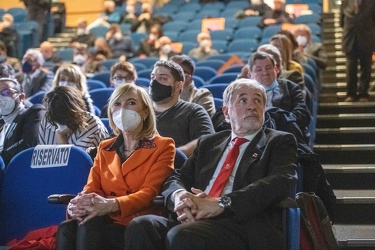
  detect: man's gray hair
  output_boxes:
[223,78,267,107]
[24,49,45,66]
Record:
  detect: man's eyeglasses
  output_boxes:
[111,76,134,83]
[0,88,17,97]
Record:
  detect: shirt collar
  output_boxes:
[264,80,279,91]
[231,128,261,143]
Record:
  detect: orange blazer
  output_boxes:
[84,134,175,225]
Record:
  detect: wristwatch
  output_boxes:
[218,195,232,209]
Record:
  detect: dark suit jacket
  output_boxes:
[17,70,54,98]
[340,0,375,54]
[1,104,45,165]
[274,79,311,131]
[162,129,297,248]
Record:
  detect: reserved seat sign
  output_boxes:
[31,145,72,168]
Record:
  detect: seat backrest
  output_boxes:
[89,88,114,110]
[192,75,205,88]
[91,71,111,87]
[56,48,74,62]
[136,77,150,88]
[28,91,45,104]
[179,30,200,43]
[194,66,217,82]
[239,16,263,28]
[174,148,187,169]
[87,79,107,90]
[196,59,225,71]
[213,97,223,109]
[163,21,188,33]
[204,83,229,99]
[227,39,259,53]
[211,40,228,54]
[181,41,197,55]
[0,145,93,244]
[89,26,109,38]
[100,118,112,135]
[262,25,283,39]
[128,57,158,69]
[0,156,4,191]
[234,27,262,40]
[137,69,152,79]
[208,73,238,85]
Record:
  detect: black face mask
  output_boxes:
[149,79,172,102]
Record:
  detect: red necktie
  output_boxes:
[209,137,248,197]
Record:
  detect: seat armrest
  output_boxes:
[48,194,75,204]
[277,197,299,209]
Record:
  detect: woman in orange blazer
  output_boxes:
[56,84,175,250]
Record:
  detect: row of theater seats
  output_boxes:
[0,144,300,249]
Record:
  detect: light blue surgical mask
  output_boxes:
[59,81,76,87]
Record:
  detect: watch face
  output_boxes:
[219,196,231,208]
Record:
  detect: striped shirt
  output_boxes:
[38,112,109,150]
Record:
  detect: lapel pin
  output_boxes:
[252,153,258,158]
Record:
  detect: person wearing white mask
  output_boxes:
[55,83,175,250]
[52,64,95,114]
[293,24,327,71]
[105,24,136,59]
[38,86,108,150]
[70,18,96,48]
[138,24,163,58]
[188,32,218,60]
[100,61,138,118]
[0,78,45,165]
[157,36,177,61]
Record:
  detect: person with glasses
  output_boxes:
[52,64,95,114]
[0,78,45,165]
[170,55,216,117]
[100,61,138,118]
[16,49,54,98]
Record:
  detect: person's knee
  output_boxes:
[166,225,205,250]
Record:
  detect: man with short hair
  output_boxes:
[188,32,218,60]
[150,60,214,157]
[170,54,216,117]
[261,0,293,27]
[248,51,310,143]
[40,41,62,64]
[70,18,96,47]
[16,49,54,98]
[0,78,45,165]
[124,78,297,249]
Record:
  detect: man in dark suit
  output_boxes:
[248,51,311,144]
[16,49,54,98]
[124,78,297,249]
[0,78,45,165]
[340,0,375,102]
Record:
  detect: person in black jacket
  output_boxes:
[340,0,375,102]
[0,78,45,165]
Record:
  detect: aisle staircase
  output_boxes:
[315,9,375,249]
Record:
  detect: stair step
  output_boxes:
[315,127,375,144]
[317,113,375,128]
[335,190,375,204]
[318,102,375,115]
[324,164,375,173]
[314,144,375,164]
[334,190,375,224]
[334,224,375,248]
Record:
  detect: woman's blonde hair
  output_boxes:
[52,63,89,94]
[108,84,157,138]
